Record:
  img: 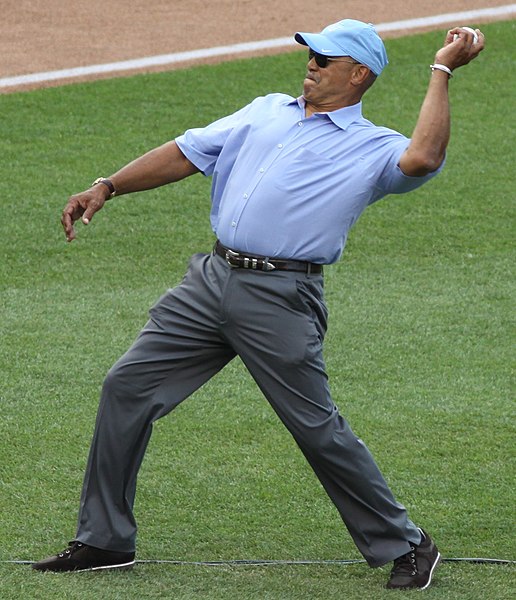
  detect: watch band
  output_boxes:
[92,177,116,198]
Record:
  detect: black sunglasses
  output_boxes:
[308,49,359,69]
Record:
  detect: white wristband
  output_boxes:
[430,63,453,78]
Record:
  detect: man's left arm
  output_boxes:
[399,27,485,177]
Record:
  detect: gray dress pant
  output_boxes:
[76,250,421,567]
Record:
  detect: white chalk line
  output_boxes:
[1,4,515,89]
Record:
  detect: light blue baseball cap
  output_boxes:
[295,19,388,76]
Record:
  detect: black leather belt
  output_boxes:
[214,240,323,274]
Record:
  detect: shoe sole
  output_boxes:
[73,560,136,573]
[419,552,441,591]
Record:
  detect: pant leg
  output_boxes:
[76,254,235,552]
[219,262,420,567]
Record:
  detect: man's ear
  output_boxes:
[350,65,372,86]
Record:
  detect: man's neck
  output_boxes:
[304,99,360,118]
[304,94,364,117]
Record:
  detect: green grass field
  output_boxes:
[0,20,514,599]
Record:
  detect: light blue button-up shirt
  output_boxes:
[176,93,442,264]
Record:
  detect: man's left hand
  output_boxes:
[434,27,485,72]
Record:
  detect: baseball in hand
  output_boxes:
[453,27,479,44]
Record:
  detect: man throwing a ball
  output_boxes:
[33,21,484,590]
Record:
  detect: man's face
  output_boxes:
[303,50,363,110]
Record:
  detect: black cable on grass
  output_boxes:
[136,558,516,566]
[3,557,515,566]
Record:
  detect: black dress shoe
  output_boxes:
[386,528,441,590]
[32,541,135,572]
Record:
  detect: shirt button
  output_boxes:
[298,122,303,127]
[243,193,248,199]
[259,168,264,173]
[277,143,283,149]
[231,221,237,227]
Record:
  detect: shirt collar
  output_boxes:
[292,96,363,131]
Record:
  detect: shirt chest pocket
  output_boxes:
[271,148,337,195]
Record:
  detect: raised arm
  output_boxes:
[399,27,485,177]
[62,141,199,242]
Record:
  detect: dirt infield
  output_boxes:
[2,1,514,93]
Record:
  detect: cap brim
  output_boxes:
[294,32,343,56]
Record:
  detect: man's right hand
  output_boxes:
[60,142,199,242]
[61,185,110,242]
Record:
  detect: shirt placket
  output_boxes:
[227,116,309,247]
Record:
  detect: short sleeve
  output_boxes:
[175,103,254,176]
[369,135,445,204]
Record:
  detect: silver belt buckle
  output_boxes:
[225,248,276,271]
[262,259,276,271]
[225,248,240,268]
